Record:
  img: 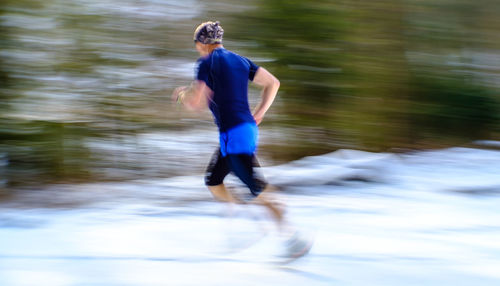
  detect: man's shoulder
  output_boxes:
[220,49,256,69]
[196,55,210,65]
[215,48,247,61]
[196,56,211,74]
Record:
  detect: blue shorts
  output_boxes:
[219,122,258,157]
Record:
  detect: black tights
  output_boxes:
[205,149,267,197]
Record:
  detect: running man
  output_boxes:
[172,21,311,259]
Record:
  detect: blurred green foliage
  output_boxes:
[407,73,499,140]
[0,120,92,186]
[1,0,499,186]
[230,0,500,155]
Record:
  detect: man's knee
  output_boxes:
[205,174,223,187]
[208,184,236,203]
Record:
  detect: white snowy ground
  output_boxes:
[1,146,500,286]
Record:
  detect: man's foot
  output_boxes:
[280,231,313,263]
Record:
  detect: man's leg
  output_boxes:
[206,148,285,229]
[225,154,285,228]
[253,188,285,226]
[208,184,238,203]
[205,149,234,202]
[223,152,312,258]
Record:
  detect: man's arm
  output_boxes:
[252,67,280,125]
[172,80,212,111]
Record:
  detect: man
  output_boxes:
[172,21,311,259]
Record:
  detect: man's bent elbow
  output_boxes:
[270,77,280,90]
[274,78,280,89]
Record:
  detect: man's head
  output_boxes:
[194,21,224,44]
[194,21,224,57]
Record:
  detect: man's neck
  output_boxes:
[208,44,223,54]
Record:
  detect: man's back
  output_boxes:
[197,48,259,132]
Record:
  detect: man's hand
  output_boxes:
[254,113,264,125]
[172,86,189,104]
[172,81,213,110]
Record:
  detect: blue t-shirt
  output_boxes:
[196,48,259,132]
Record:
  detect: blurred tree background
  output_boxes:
[1,0,499,188]
[230,0,500,158]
